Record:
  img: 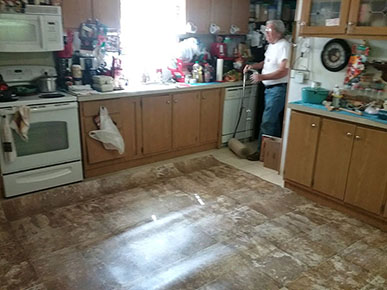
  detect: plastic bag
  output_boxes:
[88,106,125,154]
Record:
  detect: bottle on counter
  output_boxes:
[192,61,203,83]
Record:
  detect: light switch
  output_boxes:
[295,72,305,83]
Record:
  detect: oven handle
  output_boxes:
[0,102,77,116]
[29,102,78,113]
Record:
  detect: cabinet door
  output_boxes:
[186,0,211,34]
[347,0,387,36]
[284,111,321,187]
[82,99,131,165]
[142,95,172,155]
[211,0,233,34]
[313,118,356,200]
[92,0,121,30]
[300,0,351,35]
[230,0,250,34]
[172,92,200,149]
[62,0,93,29]
[200,89,221,144]
[344,126,387,215]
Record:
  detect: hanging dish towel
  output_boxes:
[1,114,17,163]
[10,105,30,141]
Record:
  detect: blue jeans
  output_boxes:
[257,84,287,152]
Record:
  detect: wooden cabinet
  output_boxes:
[62,0,120,30]
[313,119,356,200]
[92,0,121,30]
[80,88,223,178]
[211,0,233,34]
[62,0,92,29]
[285,110,387,229]
[344,126,387,214]
[183,0,249,34]
[299,0,387,38]
[230,0,250,35]
[80,98,142,166]
[172,92,201,149]
[284,111,321,187]
[200,89,221,144]
[142,95,172,155]
[186,0,212,34]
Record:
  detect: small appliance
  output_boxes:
[0,5,64,52]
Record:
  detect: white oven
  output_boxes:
[0,5,63,52]
[0,102,83,197]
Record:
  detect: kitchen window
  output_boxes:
[120,0,183,83]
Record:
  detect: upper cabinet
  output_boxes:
[299,0,387,38]
[347,0,387,36]
[183,0,249,34]
[62,0,121,30]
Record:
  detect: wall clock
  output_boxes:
[321,39,351,72]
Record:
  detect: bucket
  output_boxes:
[302,87,329,104]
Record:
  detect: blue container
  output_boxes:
[302,87,329,104]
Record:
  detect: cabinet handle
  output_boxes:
[173,99,178,103]
[355,135,361,140]
[348,22,354,26]
[300,21,306,26]
[246,109,251,113]
[346,132,352,136]
[311,123,316,127]
[166,100,171,104]
[246,117,252,121]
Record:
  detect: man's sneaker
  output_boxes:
[247,151,261,161]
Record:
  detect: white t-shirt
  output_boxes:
[262,38,291,86]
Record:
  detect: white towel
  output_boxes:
[1,115,17,163]
[10,106,30,141]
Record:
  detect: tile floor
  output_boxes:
[1,144,387,290]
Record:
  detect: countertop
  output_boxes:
[288,101,387,130]
[76,81,248,102]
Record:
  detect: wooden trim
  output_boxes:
[299,33,387,40]
[84,142,218,178]
[217,88,225,149]
[285,180,387,232]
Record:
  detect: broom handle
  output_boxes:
[232,73,247,138]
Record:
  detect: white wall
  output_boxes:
[280,37,387,174]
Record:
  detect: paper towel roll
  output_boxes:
[216,59,224,82]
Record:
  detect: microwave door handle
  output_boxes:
[39,16,47,50]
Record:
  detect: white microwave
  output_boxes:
[0,5,64,52]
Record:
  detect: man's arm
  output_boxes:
[251,61,264,70]
[251,59,289,83]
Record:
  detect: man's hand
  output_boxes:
[243,65,252,74]
[250,73,262,83]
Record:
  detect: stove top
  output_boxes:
[0,92,77,108]
[0,66,77,108]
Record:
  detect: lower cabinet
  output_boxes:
[285,110,387,226]
[284,111,321,187]
[200,89,221,144]
[142,95,172,155]
[172,92,200,149]
[344,126,387,214]
[79,88,222,177]
[80,98,142,166]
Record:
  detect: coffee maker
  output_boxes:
[80,56,97,85]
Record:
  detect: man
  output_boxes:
[244,20,290,161]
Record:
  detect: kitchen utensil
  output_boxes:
[301,87,329,104]
[339,107,363,115]
[37,73,57,93]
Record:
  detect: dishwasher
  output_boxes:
[222,84,258,144]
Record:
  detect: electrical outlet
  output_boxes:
[290,69,310,81]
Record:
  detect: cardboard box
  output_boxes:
[262,136,282,171]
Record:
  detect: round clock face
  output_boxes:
[321,39,351,72]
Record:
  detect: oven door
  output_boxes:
[0,102,82,174]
